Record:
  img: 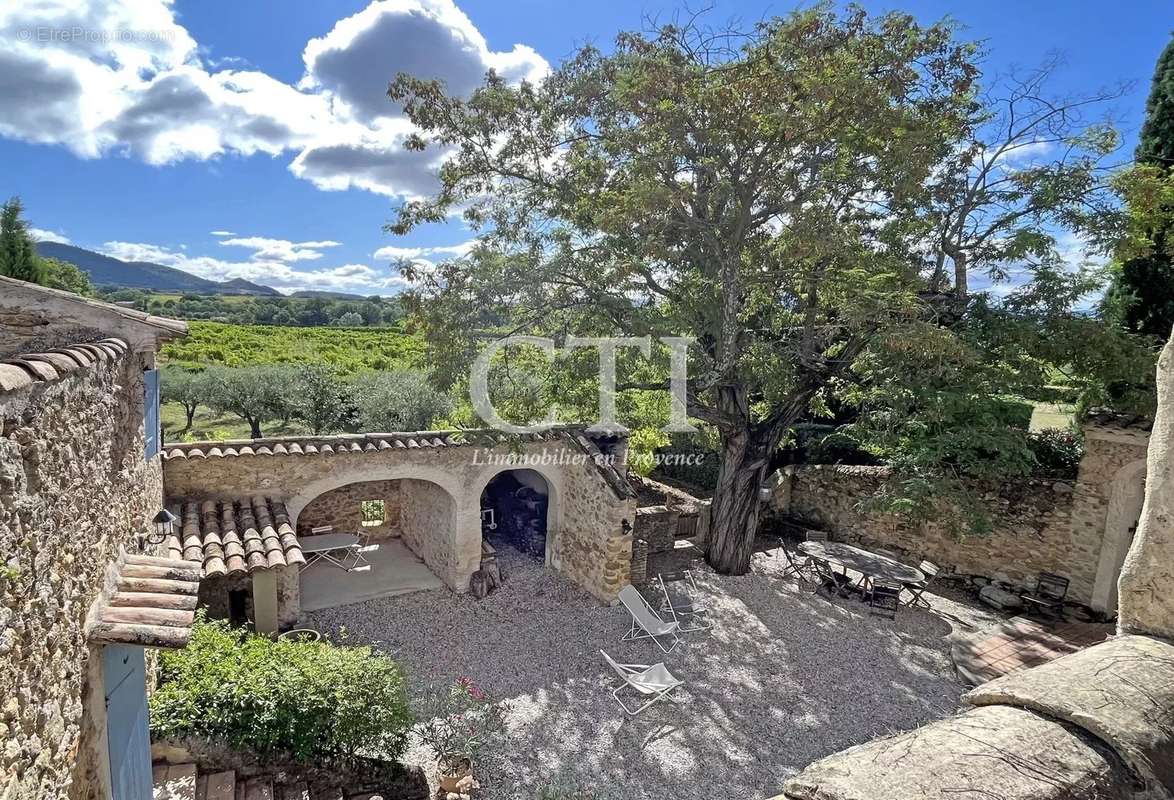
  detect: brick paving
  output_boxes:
[952,616,1113,686]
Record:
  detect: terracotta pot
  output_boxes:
[436,757,473,793]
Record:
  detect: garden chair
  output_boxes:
[867,580,902,620]
[618,585,681,653]
[655,571,710,633]
[805,531,829,544]
[779,542,816,583]
[903,559,941,609]
[1021,572,1070,625]
[342,528,378,571]
[600,650,684,716]
[811,557,853,598]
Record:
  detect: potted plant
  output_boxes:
[416,678,509,793]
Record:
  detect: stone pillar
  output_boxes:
[251,570,279,636]
[1118,333,1174,640]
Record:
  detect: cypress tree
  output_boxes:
[0,197,45,284]
[1112,35,1174,338]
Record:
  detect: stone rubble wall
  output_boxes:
[1,349,163,800]
[777,464,1090,601]
[398,478,457,585]
[295,479,403,540]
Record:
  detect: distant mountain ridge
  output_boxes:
[36,242,281,296]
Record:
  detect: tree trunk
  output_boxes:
[183,405,196,431]
[248,417,263,438]
[706,430,773,575]
[953,250,968,298]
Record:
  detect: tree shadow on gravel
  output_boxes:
[306,546,966,800]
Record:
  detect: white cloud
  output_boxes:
[100,239,404,295]
[209,230,236,237]
[0,0,548,197]
[373,240,474,261]
[29,227,71,244]
[218,236,342,262]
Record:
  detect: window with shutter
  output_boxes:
[143,369,160,459]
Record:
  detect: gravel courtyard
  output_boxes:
[306,544,971,800]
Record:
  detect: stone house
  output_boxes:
[0,277,196,800]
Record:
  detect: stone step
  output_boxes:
[153,763,198,800]
[204,771,236,800]
[244,777,275,800]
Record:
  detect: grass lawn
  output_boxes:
[1030,401,1077,431]
[161,401,309,443]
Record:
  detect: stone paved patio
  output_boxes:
[951,616,1114,686]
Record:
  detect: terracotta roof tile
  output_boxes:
[171,497,305,577]
[0,338,129,396]
[89,554,201,649]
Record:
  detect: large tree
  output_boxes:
[389,8,981,573]
[1107,34,1174,339]
[0,197,44,284]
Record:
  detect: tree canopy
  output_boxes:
[0,197,44,284]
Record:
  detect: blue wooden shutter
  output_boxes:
[144,369,160,459]
[103,645,152,800]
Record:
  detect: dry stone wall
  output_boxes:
[778,465,1087,601]
[1,346,162,800]
[399,479,457,584]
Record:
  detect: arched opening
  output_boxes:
[480,468,551,563]
[1091,459,1147,616]
[296,477,454,611]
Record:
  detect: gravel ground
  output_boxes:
[306,544,970,800]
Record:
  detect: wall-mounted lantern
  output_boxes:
[621,518,632,536]
[139,508,178,552]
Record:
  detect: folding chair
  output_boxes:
[656,571,710,633]
[600,650,684,716]
[779,543,817,585]
[618,585,681,653]
[903,560,940,608]
[342,528,377,571]
[867,580,902,619]
[811,558,852,598]
[1021,572,1070,625]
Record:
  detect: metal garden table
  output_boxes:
[798,540,925,591]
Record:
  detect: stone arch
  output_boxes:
[473,463,564,568]
[286,465,473,590]
[1091,458,1147,615]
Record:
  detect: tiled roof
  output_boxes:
[167,497,306,578]
[162,428,566,459]
[1084,409,1154,433]
[89,554,201,649]
[0,337,129,393]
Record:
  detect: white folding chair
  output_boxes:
[600,650,684,716]
[342,529,377,571]
[656,571,711,633]
[618,585,681,653]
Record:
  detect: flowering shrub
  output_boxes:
[415,678,509,771]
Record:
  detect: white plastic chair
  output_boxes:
[656,571,711,633]
[600,650,684,716]
[618,585,681,653]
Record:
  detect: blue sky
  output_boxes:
[0,1,1170,295]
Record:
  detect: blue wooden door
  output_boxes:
[103,645,152,800]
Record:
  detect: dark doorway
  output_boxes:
[480,469,549,561]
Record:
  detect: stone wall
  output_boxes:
[295,479,403,540]
[1,345,163,800]
[399,479,457,585]
[777,465,1088,602]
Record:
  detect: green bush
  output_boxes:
[1027,427,1083,478]
[150,618,413,763]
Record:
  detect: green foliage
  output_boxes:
[291,364,353,435]
[160,365,213,431]
[41,257,94,296]
[0,197,44,284]
[203,364,297,438]
[150,617,413,762]
[351,370,452,432]
[98,288,407,328]
[162,321,424,372]
[1138,34,1174,166]
[415,678,509,770]
[1026,428,1083,478]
